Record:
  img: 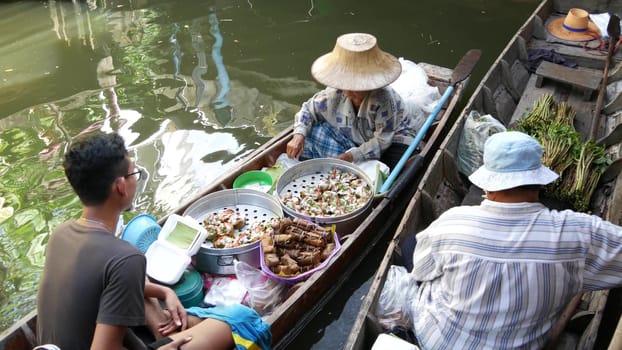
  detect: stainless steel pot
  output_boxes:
[275,158,374,234]
[183,188,283,275]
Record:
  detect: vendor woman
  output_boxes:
[286,32,417,169]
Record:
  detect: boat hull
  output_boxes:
[0,62,464,350]
[345,0,622,348]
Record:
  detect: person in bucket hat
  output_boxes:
[405,131,622,349]
[286,32,418,169]
[468,130,559,191]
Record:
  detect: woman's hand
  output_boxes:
[287,134,305,159]
[336,152,353,162]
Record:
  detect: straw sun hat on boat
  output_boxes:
[311,33,401,91]
[547,8,601,41]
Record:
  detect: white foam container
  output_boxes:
[145,214,207,285]
[371,334,419,350]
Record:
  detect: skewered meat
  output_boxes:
[261,218,338,277]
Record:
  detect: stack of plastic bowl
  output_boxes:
[121,213,161,253]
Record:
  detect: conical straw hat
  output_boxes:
[311,33,401,91]
[547,8,601,41]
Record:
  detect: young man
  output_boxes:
[411,131,622,349]
[37,132,268,350]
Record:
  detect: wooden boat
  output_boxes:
[0,61,467,350]
[344,0,622,349]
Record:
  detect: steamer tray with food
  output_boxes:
[183,188,284,275]
[275,158,374,234]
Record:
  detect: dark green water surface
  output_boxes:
[0,0,540,346]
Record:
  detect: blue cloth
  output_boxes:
[301,122,357,160]
[400,234,417,272]
[186,304,271,350]
[527,48,577,72]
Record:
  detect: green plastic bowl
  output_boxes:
[233,170,274,193]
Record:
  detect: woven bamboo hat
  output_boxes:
[547,8,601,41]
[311,33,401,91]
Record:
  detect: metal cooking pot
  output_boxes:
[275,158,374,235]
[195,241,261,276]
[183,188,283,275]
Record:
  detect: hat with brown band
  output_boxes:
[311,33,402,91]
[547,8,601,41]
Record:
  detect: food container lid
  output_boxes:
[145,214,207,285]
[171,269,205,308]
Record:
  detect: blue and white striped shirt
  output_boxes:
[412,200,622,349]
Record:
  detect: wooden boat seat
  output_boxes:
[535,61,601,101]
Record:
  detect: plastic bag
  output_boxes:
[274,153,301,171]
[375,265,419,330]
[355,160,390,189]
[390,58,442,133]
[457,111,506,176]
[202,276,248,306]
[234,260,288,316]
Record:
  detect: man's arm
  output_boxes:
[293,89,329,136]
[411,229,442,282]
[91,323,126,350]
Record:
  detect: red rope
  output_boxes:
[582,33,622,56]
[582,32,607,56]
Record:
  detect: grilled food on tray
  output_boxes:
[261,217,336,276]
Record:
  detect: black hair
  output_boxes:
[63,132,129,206]
[516,184,544,191]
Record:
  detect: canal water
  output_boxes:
[0,0,540,346]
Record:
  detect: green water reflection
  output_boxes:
[0,0,540,341]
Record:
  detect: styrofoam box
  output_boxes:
[371,334,419,350]
[146,214,207,285]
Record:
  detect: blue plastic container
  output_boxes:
[121,213,161,253]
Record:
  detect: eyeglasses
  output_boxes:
[124,168,144,181]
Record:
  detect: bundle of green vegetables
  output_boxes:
[513,94,610,211]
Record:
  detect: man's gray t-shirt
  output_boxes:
[37,221,146,350]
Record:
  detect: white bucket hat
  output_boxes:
[468,131,559,192]
[311,33,401,91]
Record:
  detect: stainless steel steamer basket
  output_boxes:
[183,188,283,275]
[275,158,375,234]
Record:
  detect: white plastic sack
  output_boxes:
[355,159,390,188]
[202,276,247,306]
[607,80,622,105]
[274,153,300,171]
[375,265,419,330]
[457,111,506,176]
[390,58,442,133]
[234,260,288,316]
